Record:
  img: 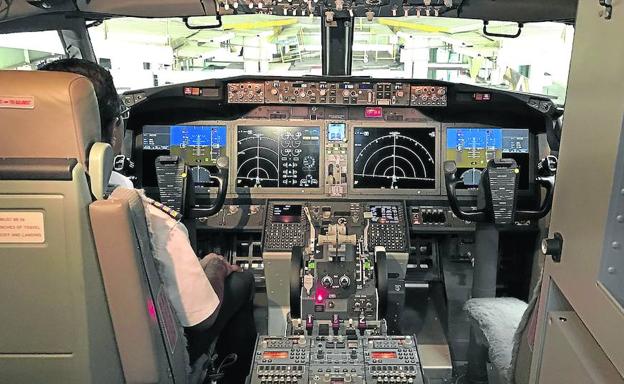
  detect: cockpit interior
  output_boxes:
[1,1,623,384]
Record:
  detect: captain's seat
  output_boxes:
[0,70,207,383]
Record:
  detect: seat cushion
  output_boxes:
[464,298,528,382]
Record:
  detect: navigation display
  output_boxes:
[353,127,436,190]
[142,125,227,187]
[236,125,321,188]
[446,128,530,187]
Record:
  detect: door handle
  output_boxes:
[542,232,564,263]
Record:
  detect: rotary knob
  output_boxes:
[321,275,333,288]
[339,275,351,288]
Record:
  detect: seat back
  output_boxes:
[89,187,190,383]
[0,70,123,382]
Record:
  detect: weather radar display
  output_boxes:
[353,127,437,190]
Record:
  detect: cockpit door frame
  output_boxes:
[530,0,624,381]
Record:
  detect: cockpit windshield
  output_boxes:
[87,15,573,102]
[88,15,323,92]
[351,18,574,103]
[0,14,572,103]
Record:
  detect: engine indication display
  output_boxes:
[353,127,436,190]
[446,128,530,187]
[237,125,321,188]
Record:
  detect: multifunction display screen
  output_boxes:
[141,125,227,187]
[446,128,530,187]
[237,125,321,188]
[327,122,346,142]
[353,127,436,190]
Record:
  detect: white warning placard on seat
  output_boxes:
[0,212,45,244]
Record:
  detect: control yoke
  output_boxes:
[155,155,229,219]
[185,156,229,219]
[443,157,556,225]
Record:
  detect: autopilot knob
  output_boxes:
[321,275,333,288]
[339,275,351,288]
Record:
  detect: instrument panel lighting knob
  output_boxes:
[321,275,333,288]
[339,275,351,288]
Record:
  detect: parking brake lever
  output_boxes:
[443,161,487,222]
[187,156,229,219]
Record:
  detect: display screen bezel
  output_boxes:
[348,122,441,196]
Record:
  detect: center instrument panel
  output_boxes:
[137,120,534,199]
[127,76,551,232]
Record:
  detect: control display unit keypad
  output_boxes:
[264,203,306,251]
[367,203,408,251]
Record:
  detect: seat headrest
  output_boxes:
[0,70,101,167]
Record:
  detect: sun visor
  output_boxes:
[76,0,216,17]
[0,1,75,24]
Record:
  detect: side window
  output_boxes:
[0,31,66,70]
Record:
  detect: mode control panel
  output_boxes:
[263,81,411,106]
[227,81,265,103]
[410,85,447,107]
[227,80,446,108]
[265,80,324,104]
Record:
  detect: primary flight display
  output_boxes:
[141,124,227,187]
[446,128,529,187]
[353,127,437,190]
